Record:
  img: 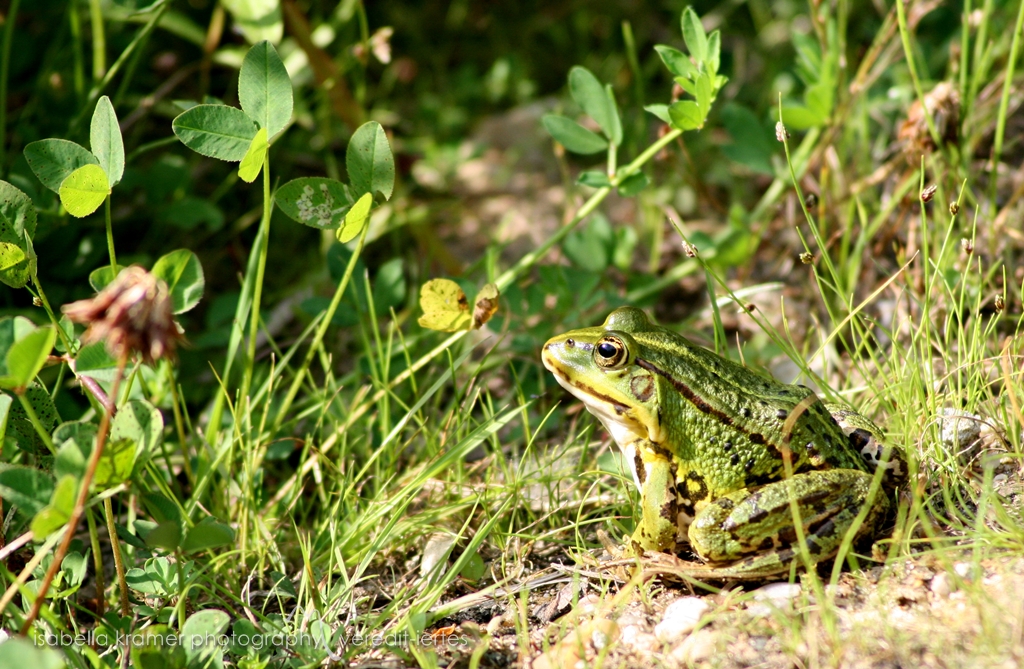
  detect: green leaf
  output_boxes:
[61,550,89,588]
[0,326,55,390]
[275,177,352,229]
[337,192,372,243]
[0,181,37,288]
[696,71,713,118]
[541,115,608,154]
[172,105,258,162]
[59,164,110,217]
[5,385,60,454]
[0,243,31,289]
[781,105,822,130]
[90,96,125,187]
[617,172,650,197]
[182,517,235,553]
[0,464,54,516]
[568,66,621,145]
[130,625,186,669]
[111,399,164,461]
[806,81,834,121]
[152,249,205,314]
[721,103,775,175]
[577,171,611,188]
[182,609,231,661]
[347,121,395,200]
[654,45,693,79]
[53,421,97,479]
[142,520,182,551]
[238,40,293,138]
[88,264,125,292]
[0,637,66,669]
[23,138,99,193]
[644,104,671,124]
[372,257,406,314]
[707,30,722,75]
[563,214,613,272]
[668,100,703,131]
[237,127,268,183]
[681,7,708,64]
[31,474,77,540]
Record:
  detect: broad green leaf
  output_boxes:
[59,164,110,217]
[781,105,822,130]
[541,115,608,154]
[0,464,54,516]
[644,104,671,124]
[372,257,406,314]
[0,242,31,289]
[418,279,471,332]
[0,180,38,241]
[617,172,650,197]
[62,551,90,588]
[577,171,612,188]
[182,517,235,553]
[93,438,136,488]
[337,192,372,243]
[237,127,268,182]
[182,609,231,661]
[0,393,11,443]
[806,81,834,121]
[130,625,186,669]
[0,637,66,669]
[681,7,708,64]
[346,121,395,200]
[90,96,125,187]
[5,385,60,454]
[111,398,164,461]
[568,66,622,145]
[696,71,712,117]
[707,30,722,75]
[1,326,55,390]
[654,45,694,79]
[143,491,182,524]
[563,214,613,272]
[0,316,38,370]
[220,0,282,44]
[275,177,352,229]
[31,474,77,540]
[75,341,118,372]
[141,520,182,551]
[23,139,99,193]
[668,100,703,131]
[88,264,125,292]
[53,421,98,479]
[722,103,775,175]
[172,105,258,161]
[152,249,205,313]
[238,40,293,138]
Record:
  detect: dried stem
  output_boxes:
[19,352,129,634]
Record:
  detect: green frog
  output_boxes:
[542,307,904,579]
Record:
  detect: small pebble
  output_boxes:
[930,572,952,598]
[747,582,802,617]
[654,596,709,643]
[670,628,717,665]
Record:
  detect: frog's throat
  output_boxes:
[548,370,660,445]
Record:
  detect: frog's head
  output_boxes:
[542,307,664,445]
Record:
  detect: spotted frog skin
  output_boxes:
[542,307,905,579]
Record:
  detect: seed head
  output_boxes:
[62,266,182,364]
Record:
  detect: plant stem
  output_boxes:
[105,195,117,269]
[239,159,273,426]
[20,353,128,634]
[272,221,371,435]
[85,508,105,617]
[104,497,129,615]
[988,0,1024,214]
[88,0,105,79]
[894,0,941,149]
[0,0,20,177]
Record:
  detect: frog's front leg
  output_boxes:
[628,444,680,553]
[687,469,888,578]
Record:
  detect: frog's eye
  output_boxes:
[594,336,628,368]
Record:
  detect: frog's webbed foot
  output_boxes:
[686,469,889,579]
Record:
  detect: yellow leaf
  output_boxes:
[238,128,269,183]
[471,283,499,329]
[418,278,471,332]
[337,192,372,243]
[59,164,110,217]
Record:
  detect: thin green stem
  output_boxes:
[104,497,129,615]
[85,508,105,617]
[239,159,273,424]
[989,0,1024,213]
[272,222,371,435]
[0,0,21,176]
[29,276,74,352]
[105,195,117,269]
[88,0,105,79]
[895,0,941,149]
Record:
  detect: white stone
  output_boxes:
[747,581,802,616]
[670,629,717,665]
[654,596,709,643]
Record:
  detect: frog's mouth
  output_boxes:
[543,359,648,445]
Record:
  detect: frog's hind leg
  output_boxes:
[686,469,888,579]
